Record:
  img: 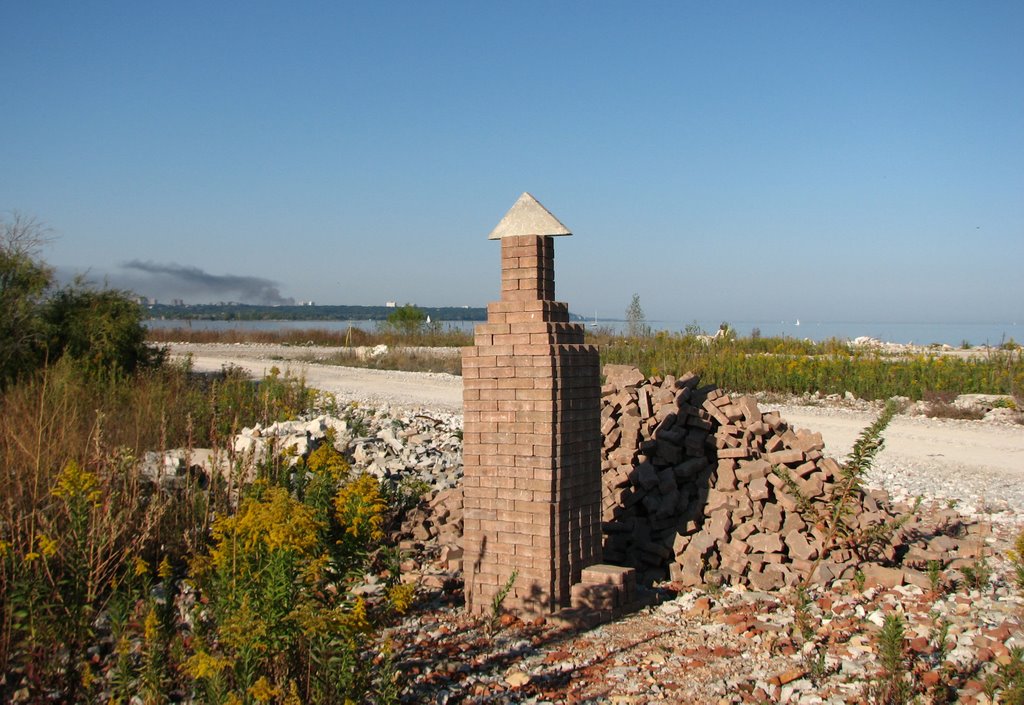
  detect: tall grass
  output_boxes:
[598,332,1024,401]
[0,359,404,702]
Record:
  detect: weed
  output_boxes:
[866,613,916,704]
[0,353,403,702]
[489,569,519,634]
[320,346,462,376]
[961,555,993,592]
[598,331,1024,401]
[927,560,946,595]
[147,324,473,349]
[776,401,913,585]
[1009,527,1024,592]
[996,646,1024,704]
[803,644,831,685]
[929,614,952,665]
[793,586,816,642]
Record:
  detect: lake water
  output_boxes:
[145,318,1020,347]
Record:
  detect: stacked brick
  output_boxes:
[461,234,603,616]
[600,365,965,590]
[399,487,464,572]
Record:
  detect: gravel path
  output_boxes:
[169,343,1024,513]
[168,342,463,410]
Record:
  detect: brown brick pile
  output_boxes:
[600,365,984,590]
[399,487,465,572]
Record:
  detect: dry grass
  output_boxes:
[314,347,462,376]
[919,391,986,420]
[147,325,472,348]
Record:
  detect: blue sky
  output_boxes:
[2,2,1022,324]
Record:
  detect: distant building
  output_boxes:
[385,301,397,308]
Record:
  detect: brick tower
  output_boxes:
[461,193,604,616]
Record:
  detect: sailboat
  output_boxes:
[795,319,801,327]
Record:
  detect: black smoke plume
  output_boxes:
[121,261,294,305]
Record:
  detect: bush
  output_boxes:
[1,212,161,385]
[43,282,164,375]
[385,304,427,336]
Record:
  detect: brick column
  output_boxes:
[461,195,603,616]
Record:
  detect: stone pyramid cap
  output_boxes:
[487,192,572,239]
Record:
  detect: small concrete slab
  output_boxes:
[488,192,572,239]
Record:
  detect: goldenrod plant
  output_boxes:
[1,354,406,702]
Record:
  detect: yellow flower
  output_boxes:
[24,551,41,562]
[51,459,102,506]
[210,486,321,566]
[248,676,282,703]
[343,597,371,634]
[306,442,350,480]
[184,651,232,680]
[80,661,95,689]
[158,555,173,580]
[387,582,415,614]
[0,540,10,558]
[134,556,150,577]
[143,607,159,642]
[36,534,58,558]
[282,681,302,705]
[334,474,386,543]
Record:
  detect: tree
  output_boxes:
[625,293,650,338]
[386,304,426,336]
[1,211,161,386]
[0,212,53,383]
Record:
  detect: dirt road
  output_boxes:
[169,343,1024,511]
[169,343,464,410]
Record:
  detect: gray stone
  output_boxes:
[487,192,572,239]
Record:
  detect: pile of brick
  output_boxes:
[600,365,980,590]
[399,487,465,574]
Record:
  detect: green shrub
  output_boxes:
[43,282,164,375]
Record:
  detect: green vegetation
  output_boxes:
[147,324,473,349]
[867,613,913,704]
[0,360,409,702]
[1,218,407,702]
[776,401,917,585]
[150,323,1024,402]
[1011,528,1024,592]
[596,330,1023,401]
[1,212,162,388]
[385,303,428,335]
[146,302,486,322]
